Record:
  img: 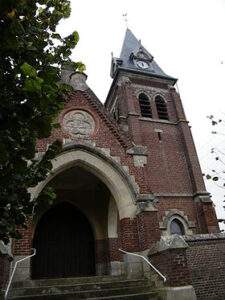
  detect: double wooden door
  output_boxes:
[32,202,95,279]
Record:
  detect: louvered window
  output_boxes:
[155,95,169,120]
[139,93,152,118]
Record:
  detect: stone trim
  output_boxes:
[153,93,168,103]
[30,147,137,219]
[194,194,212,203]
[63,143,140,195]
[126,145,148,156]
[36,142,139,195]
[138,117,175,125]
[154,128,163,133]
[184,233,225,242]
[127,112,140,116]
[132,83,169,93]
[108,197,118,238]
[61,70,89,91]
[160,209,195,236]
[155,193,194,197]
[149,235,189,255]
[163,286,197,300]
[126,145,148,167]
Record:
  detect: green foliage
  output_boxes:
[33,186,57,221]
[0,0,85,244]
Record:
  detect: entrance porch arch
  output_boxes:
[31,147,137,219]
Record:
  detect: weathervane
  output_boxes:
[122,13,128,28]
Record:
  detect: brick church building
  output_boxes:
[1,29,225,300]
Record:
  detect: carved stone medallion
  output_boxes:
[63,110,95,138]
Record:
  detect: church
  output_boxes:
[1,29,225,300]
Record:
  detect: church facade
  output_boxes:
[2,29,225,300]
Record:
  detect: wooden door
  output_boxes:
[32,202,95,279]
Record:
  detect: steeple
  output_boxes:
[110,29,176,84]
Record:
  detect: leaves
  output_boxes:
[23,77,44,93]
[20,63,37,77]
[212,177,219,181]
[206,114,225,203]
[0,0,84,244]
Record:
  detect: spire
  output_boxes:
[110,28,176,83]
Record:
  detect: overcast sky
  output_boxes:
[58,0,225,224]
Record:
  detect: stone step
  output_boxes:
[89,291,161,299]
[8,286,157,299]
[12,276,126,288]
[10,279,152,297]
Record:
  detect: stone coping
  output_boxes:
[148,233,225,256]
[148,235,189,255]
[184,233,225,242]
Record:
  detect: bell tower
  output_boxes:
[106,29,179,145]
[105,29,219,234]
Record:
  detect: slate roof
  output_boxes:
[112,28,177,83]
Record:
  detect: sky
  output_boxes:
[58,0,225,225]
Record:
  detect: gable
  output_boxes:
[37,86,132,155]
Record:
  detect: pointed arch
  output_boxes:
[30,145,137,219]
[160,209,194,236]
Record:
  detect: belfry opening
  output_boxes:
[31,165,116,279]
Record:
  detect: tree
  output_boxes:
[205,115,225,213]
[0,0,85,244]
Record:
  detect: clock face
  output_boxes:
[136,60,149,69]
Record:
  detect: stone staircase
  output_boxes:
[4,275,164,300]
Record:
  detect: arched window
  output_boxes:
[170,218,185,235]
[155,95,169,120]
[138,93,152,118]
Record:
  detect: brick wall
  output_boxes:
[149,248,191,287]
[119,218,139,252]
[12,218,33,256]
[157,197,197,227]
[202,202,220,233]
[137,211,161,250]
[108,238,122,261]
[0,254,11,289]
[186,234,225,300]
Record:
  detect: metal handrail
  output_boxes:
[119,248,166,282]
[4,248,36,300]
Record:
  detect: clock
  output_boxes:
[135,60,149,69]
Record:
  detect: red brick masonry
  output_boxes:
[186,234,225,300]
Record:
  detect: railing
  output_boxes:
[4,248,36,300]
[119,248,166,283]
